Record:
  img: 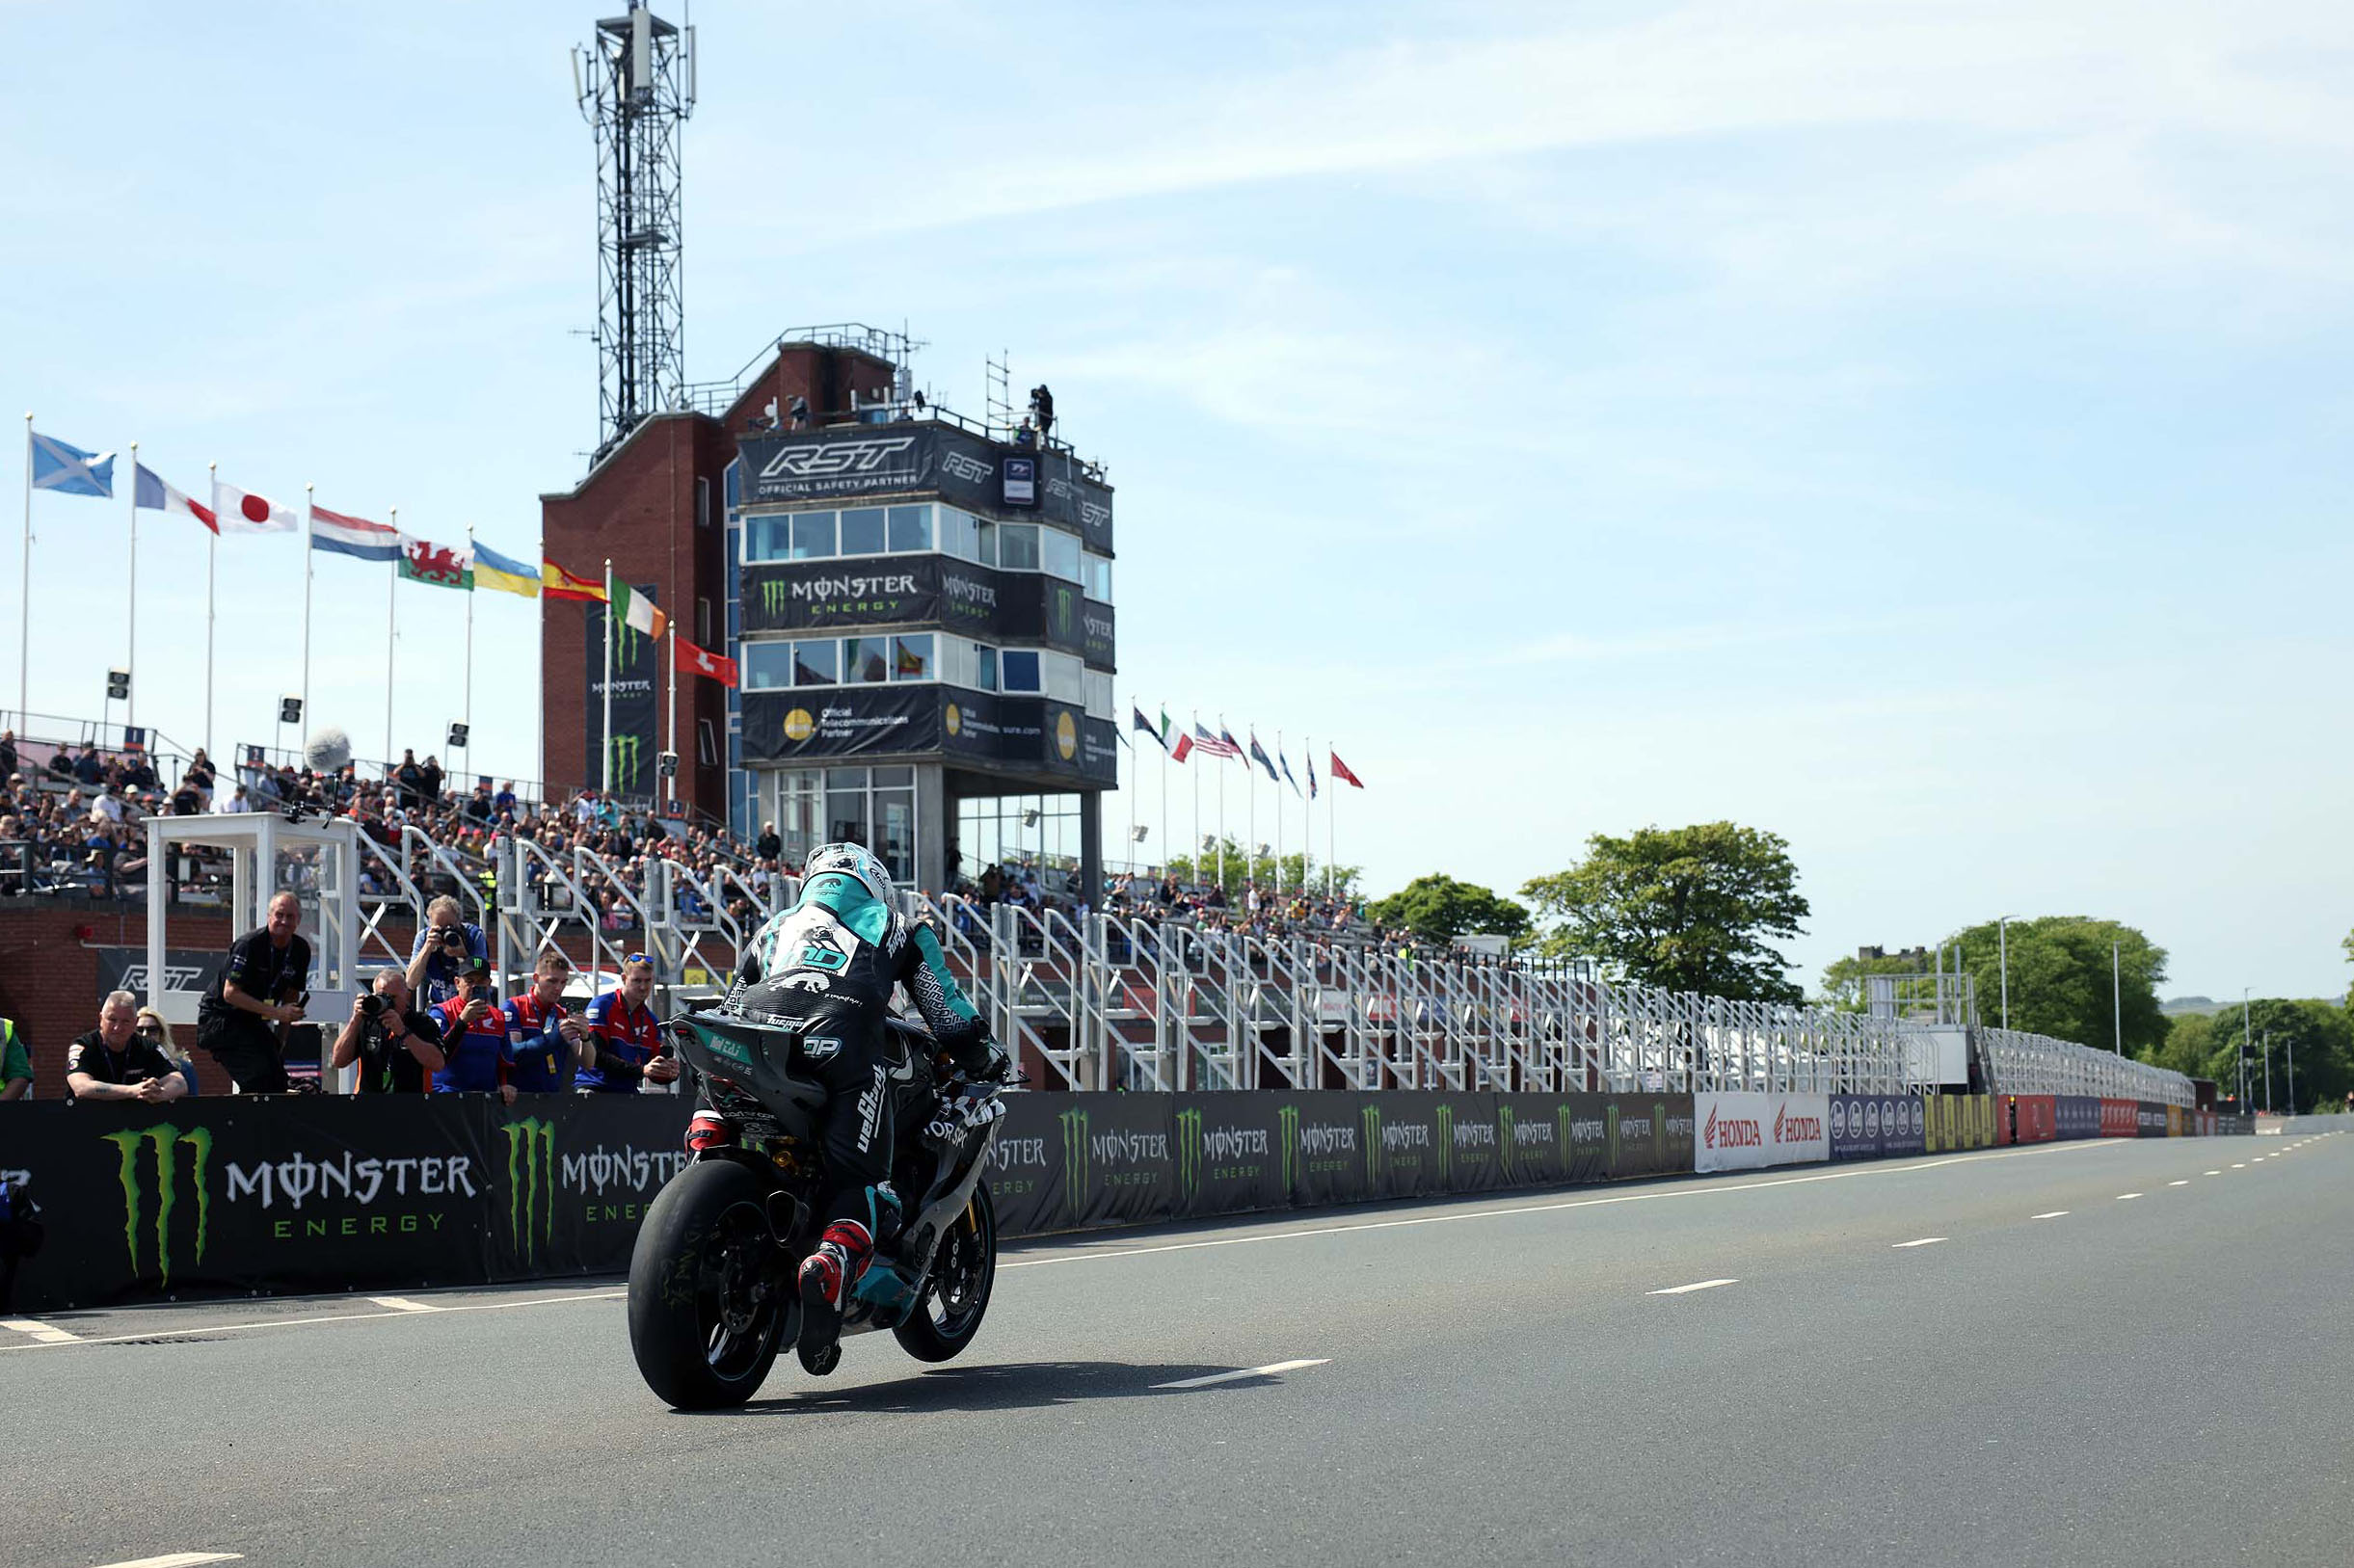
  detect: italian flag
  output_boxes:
[613,581,667,640]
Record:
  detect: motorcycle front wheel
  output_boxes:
[893,1181,997,1363]
[628,1158,794,1408]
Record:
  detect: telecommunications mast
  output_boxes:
[573,1,696,464]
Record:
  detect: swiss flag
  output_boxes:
[1170,731,1193,763]
[675,635,738,686]
[1329,750,1365,788]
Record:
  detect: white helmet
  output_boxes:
[803,841,895,903]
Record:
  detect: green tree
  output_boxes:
[1364,874,1531,948]
[1162,837,1359,902]
[1818,947,1932,1012]
[1520,822,1809,1002]
[1944,917,2168,1053]
[2164,999,2354,1113]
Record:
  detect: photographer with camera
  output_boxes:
[502,951,591,1094]
[430,955,515,1105]
[331,970,445,1095]
[406,895,488,1009]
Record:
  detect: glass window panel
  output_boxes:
[976,646,999,692]
[790,512,837,560]
[872,766,913,785]
[976,520,997,567]
[839,507,886,556]
[888,504,932,553]
[792,640,839,686]
[1042,527,1081,582]
[998,523,1039,571]
[1043,651,1083,702]
[742,641,795,690]
[950,509,978,560]
[1084,552,1112,601]
[892,634,933,681]
[843,637,890,683]
[826,789,869,847]
[1083,670,1114,717]
[1001,650,1041,692]
[878,791,915,883]
[825,767,869,787]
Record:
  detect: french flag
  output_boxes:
[311,504,399,563]
[133,463,217,532]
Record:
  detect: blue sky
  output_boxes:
[5,1,2349,1002]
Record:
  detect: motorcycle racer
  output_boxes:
[722,842,1005,1374]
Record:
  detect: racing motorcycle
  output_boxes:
[627,1010,1004,1409]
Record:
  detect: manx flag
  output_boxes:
[614,581,667,640]
[1280,751,1301,796]
[399,536,472,589]
[472,542,539,598]
[210,480,298,535]
[1330,750,1364,788]
[675,635,737,686]
[542,556,605,603]
[134,463,216,531]
[1132,705,1165,750]
[29,431,114,497]
[310,504,397,563]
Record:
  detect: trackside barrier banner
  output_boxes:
[1828,1094,1927,1162]
[1923,1094,1995,1153]
[1695,1092,1829,1173]
[2137,1102,2172,1138]
[7,1096,694,1314]
[2100,1099,2140,1138]
[2001,1095,2059,1145]
[2056,1096,2102,1139]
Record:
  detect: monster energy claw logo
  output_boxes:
[502,1117,555,1262]
[1435,1103,1456,1183]
[1497,1104,1516,1181]
[1059,1108,1090,1218]
[1175,1107,1203,1200]
[1361,1103,1382,1183]
[1278,1104,1299,1191]
[104,1124,213,1289]
[607,733,645,790]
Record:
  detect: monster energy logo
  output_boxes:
[607,733,645,790]
[502,1117,555,1262]
[1361,1103,1381,1183]
[1652,1100,1668,1166]
[1497,1104,1516,1182]
[1175,1107,1203,1200]
[103,1124,213,1289]
[762,580,791,617]
[608,609,645,667]
[1278,1104,1299,1190]
[1560,1104,1577,1168]
[1435,1103,1455,1183]
[1059,1107,1089,1217]
[1606,1103,1621,1171]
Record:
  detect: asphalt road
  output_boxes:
[7,1131,2348,1568]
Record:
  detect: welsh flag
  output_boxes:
[675,635,737,686]
[399,535,472,589]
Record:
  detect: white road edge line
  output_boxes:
[365,1296,444,1314]
[0,1316,82,1343]
[1649,1279,1739,1294]
[1891,1237,1947,1248]
[2032,1210,2069,1219]
[86,1554,243,1568]
[1151,1358,1328,1390]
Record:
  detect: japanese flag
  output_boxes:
[209,479,299,535]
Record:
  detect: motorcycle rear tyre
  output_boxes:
[893,1181,997,1363]
[629,1159,789,1409]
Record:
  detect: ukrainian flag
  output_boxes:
[473,542,540,599]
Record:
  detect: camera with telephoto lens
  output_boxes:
[434,925,464,948]
[357,992,385,1020]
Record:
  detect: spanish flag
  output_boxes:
[542,556,606,603]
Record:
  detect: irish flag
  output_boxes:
[614,581,667,640]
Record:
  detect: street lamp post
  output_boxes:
[1997,916,2010,1031]
[2111,941,2123,1054]
[2240,987,2253,1108]
[2262,1030,2272,1115]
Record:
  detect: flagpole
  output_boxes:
[1190,708,1200,890]
[386,507,398,771]
[1327,753,1337,900]
[1275,728,1285,897]
[1245,727,1257,896]
[126,441,139,738]
[205,462,217,756]
[664,624,677,814]
[301,484,313,749]
[1125,694,1137,879]
[601,558,613,795]
[1216,715,1227,897]
[534,538,546,801]
[464,523,475,782]
[18,412,31,729]
[1159,701,1168,883]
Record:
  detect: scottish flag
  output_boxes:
[29,429,115,497]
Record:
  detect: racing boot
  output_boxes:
[795,1218,871,1376]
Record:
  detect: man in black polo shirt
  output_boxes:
[330,970,445,1094]
[66,991,186,1103]
[195,890,312,1094]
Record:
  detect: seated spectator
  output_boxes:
[430,957,514,1103]
[503,951,590,1094]
[134,1006,200,1097]
[331,970,444,1094]
[72,745,106,786]
[407,894,489,1008]
[215,783,253,814]
[67,991,187,1103]
[169,776,204,816]
[578,953,677,1093]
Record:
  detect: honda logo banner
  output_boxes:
[1695,1092,1830,1173]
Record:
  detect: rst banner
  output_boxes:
[736,428,1114,553]
[8,1096,694,1313]
[1695,1091,1829,1173]
[1828,1094,1928,1162]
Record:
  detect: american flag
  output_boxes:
[1191,723,1243,760]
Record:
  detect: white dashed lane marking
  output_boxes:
[1152,1359,1329,1390]
[366,1296,444,1314]
[2032,1210,2069,1219]
[1892,1237,1947,1248]
[2118,1193,2144,1200]
[0,1316,81,1343]
[1649,1279,1739,1295]
[86,1553,243,1567]
[2169,1180,2189,1186]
